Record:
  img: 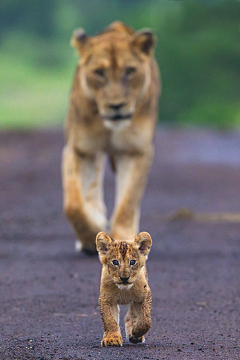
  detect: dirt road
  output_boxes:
[0,129,239,359]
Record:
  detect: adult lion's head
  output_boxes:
[71,21,156,129]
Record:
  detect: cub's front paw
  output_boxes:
[129,335,145,344]
[101,335,123,347]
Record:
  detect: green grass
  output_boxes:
[0,53,74,129]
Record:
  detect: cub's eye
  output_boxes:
[94,68,105,78]
[125,67,136,78]
[112,260,119,266]
[130,260,136,266]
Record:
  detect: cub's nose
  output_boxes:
[108,102,125,111]
[120,276,130,284]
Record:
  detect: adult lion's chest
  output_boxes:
[109,126,147,155]
[74,120,149,156]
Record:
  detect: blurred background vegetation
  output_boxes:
[0,0,240,129]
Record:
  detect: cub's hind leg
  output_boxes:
[127,292,152,344]
[125,305,145,343]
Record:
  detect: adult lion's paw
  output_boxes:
[101,335,123,347]
[129,335,145,344]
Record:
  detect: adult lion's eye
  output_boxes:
[112,260,119,266]
[130,260,136,266]
[125,67,136,78]
[94,68,105,78]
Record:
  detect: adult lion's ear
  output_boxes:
[107,21,135,35]
[96,232,113,263]
[71,28,90,55]
[132,29,155,56]
[134,232,152,258]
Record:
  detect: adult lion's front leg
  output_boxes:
[62,145,107,253]
[110,146,154,241]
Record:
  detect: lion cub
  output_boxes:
[96,231,152,347]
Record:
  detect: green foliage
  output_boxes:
[0,0,240,128]
[0,53,71,128]
[154,0,240,127]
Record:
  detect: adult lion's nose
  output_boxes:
[120,276,130,284]
[108,102,125,111]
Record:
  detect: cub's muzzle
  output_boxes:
[120,276,130,284]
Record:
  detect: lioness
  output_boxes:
[62,21,160,253]
[96,231,152,346]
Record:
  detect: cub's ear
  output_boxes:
[132,29,155,56]
[71,28,90,55]
[96,232,113,262]
[134,232,152,258]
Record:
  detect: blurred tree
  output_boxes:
[155,0,240,126]
[0,0,58,39]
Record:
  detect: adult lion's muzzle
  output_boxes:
[103,113,133,121]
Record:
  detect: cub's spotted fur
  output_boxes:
[96,231,152,347]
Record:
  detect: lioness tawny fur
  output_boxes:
[62,21,160,253]
[96,231,152,347]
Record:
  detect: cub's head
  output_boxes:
[71,21,156,129]
[96,232,152,290]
